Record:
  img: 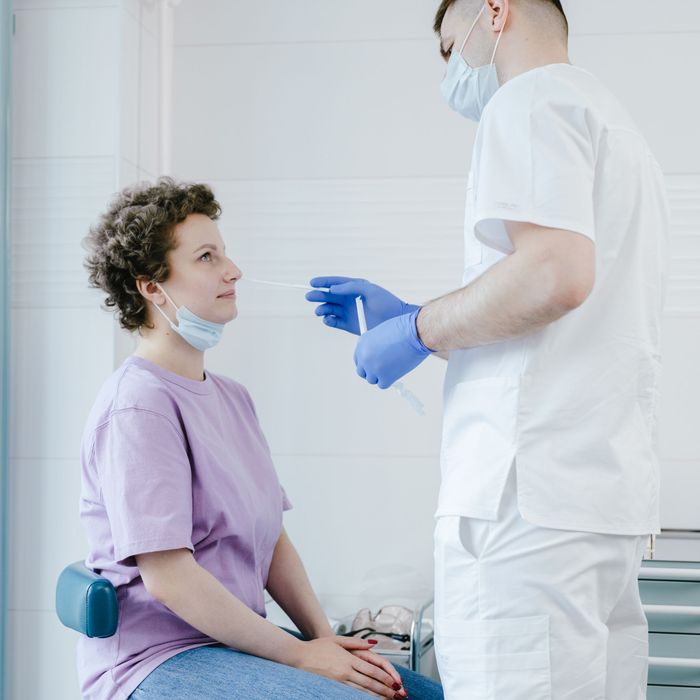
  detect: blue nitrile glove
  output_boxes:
[306,276,419,336]
[354,309,434,389]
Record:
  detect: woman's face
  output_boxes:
[161,213,242,324]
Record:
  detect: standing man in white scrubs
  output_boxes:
[306,0,669,697]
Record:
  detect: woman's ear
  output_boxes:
[488,0,509,33]
[136,278,163,304]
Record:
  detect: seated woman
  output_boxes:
[78,178,444,700]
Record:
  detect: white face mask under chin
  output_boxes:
[440,5,505,122]
[151,283,226,352]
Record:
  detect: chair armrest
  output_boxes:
[55,561,119,638]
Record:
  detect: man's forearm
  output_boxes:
[266,529,334,640]
[417,249,579,352]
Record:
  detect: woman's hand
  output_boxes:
[293,635,407,698]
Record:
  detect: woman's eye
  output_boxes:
[200,252,212,262]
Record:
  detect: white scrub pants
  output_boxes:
[434,465,649,700]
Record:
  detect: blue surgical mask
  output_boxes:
[152,284,226,351]
[440,4,505,122]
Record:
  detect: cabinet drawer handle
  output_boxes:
[649,657,700,670]
[644,604,700,617]
[640,568,700,582]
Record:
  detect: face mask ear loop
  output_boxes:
[151,300,176,328]
[152,283,179,327]
[458,4,485,59]
[490,11,506,65]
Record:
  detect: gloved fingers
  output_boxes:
[356,365,367,379]
[365,374,379,385]
[326,280,370,297]
[314,302,345,319]
[305,290,350,305]
[377,377,393,390]
[310,276,357,289]
[323,313,360,335]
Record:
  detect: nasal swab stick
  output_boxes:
[355,296,425,416]
[243,278,326,292]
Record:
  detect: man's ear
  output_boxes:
[488,0,509,33]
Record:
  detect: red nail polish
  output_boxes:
[368,639,378,645]
[393,683,401,691]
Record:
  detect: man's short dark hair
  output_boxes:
[433,0,569,37]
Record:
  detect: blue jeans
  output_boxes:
[129,644,444,700]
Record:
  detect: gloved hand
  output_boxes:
[354,309,434,389]
[306,276,419,336]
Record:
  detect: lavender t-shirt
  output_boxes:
[77,355,292,700]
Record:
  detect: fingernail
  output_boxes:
[368,639,378,645]
[393,683,401,691]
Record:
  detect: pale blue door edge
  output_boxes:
[0,0,12,698]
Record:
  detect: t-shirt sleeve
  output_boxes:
[281,486,293,512]
[94,408,194,566]
[473,78,597,254]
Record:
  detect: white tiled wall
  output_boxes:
[8,1,163,697]
[7,0,700,698]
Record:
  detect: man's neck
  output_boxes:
[496,41,571,85]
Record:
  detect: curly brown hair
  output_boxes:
[84,177,222,331]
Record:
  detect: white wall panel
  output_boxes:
[665,175,700,316]
[562,0,700,35]
[11,156,117,308]
[568,33,700,173]
[209,177,466,313]
[174,0,440,46]
[660,460,700,531]
[10,307,116,460]
[658,317,700,462]
[205,316,445,459]
[7,610,81,700]
[139,23,160,177]
[120,9,141,167]
[12,7,119,158]
[8,459,87,611]
[171,40,473,181]
[274,455,439,598]
[14,0,115,7]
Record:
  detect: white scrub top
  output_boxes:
[438,63,670,535]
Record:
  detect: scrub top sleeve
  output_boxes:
[473,85,597,254]
[94,408,195,567]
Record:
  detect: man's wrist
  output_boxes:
[410,307,436,354]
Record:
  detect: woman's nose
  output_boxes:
[225,259,242,281]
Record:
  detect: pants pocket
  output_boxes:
[435,614,551,700]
